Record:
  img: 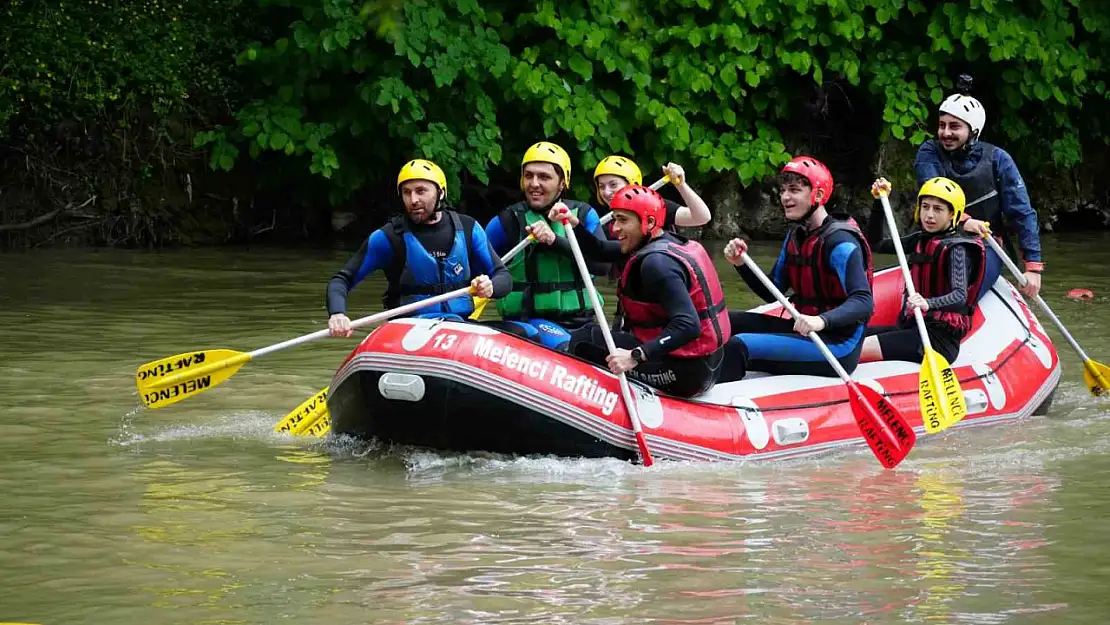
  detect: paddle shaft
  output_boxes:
[876,194,936,356]
[561,215,655,467]
[257,285,475,358]
[739,253,917,469]
[739,253,854,383]
[983,234,1092,362]
[148,285,476,390]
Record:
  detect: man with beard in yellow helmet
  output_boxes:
[483,141,609,350]
[326,159,512,336]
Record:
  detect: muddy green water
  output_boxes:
[3,234,1110,624]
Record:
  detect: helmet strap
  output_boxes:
[787,203,820,226]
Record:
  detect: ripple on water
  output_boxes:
[3,245,1110,624]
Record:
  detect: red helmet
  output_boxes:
[781,156,834,207]
[610,184,666,236]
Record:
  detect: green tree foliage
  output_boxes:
[200,0,1109,206]
[0,0,260,246]
[2,0,1107,246]
[1,0,249,133]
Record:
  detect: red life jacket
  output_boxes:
[618,234,731,358]
[784,216,874,316]
[907,231,986,337]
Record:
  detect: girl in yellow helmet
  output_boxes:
[860,177,987,365]
[593,157,713,232]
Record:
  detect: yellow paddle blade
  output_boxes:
[275,387,329,435]
[469,297,490,320]
[1082,359,1110,397]
[919,347,966,433]
[300,411,331,437]
[135,349,251,409]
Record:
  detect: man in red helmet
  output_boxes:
[721,156,874,378]
[535,185,730,397]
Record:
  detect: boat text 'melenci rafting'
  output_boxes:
[473,336,621,417]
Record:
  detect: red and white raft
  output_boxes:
[327,266,1061,463]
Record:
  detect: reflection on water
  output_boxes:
[915,467,966,623]
[1,236,1109,623]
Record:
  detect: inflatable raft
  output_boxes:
[327,266,1061,463]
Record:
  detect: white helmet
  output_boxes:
[939,94,985,142]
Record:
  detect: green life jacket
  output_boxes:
[496,200,603,320]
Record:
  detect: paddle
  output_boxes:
[874,188,967,433]
[283,176,670,438]
[136,285,477,410]
[982,234,1110,396]
[739,252,916,469]
[559,209,655,467]
[274,386,330,436]
[468,176,670,320]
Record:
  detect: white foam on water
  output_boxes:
[111,409,324,448]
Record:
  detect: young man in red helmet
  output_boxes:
[721,156,874,379]
[535,185,731,398]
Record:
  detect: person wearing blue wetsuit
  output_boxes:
[720,156,875,379]
[325,159,512,337]
[913,76,1044,299]
[483,141,610,350]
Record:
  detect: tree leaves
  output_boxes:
[173,0,1110,204]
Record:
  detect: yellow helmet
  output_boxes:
[521,141,572,188]
[593,155,642,205]
[915,177,966,225]
[396,159,447,195]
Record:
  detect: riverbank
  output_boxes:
[3,138,1108,251]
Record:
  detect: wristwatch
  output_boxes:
[631,347,646,363]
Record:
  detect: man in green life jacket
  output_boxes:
[483,141,610,350]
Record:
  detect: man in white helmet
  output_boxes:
[913,76,1043,298]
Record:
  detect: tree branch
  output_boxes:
[0,195,97,232]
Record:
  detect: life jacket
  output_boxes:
[784,216,874,318]
[932,140,1018,259]
[906,230,986,338]
[933,141,1001,226]
[496,200,601,320]
[381,210,474,316]
[617,233,730,358]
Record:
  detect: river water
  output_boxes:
[3,234,1110,624]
